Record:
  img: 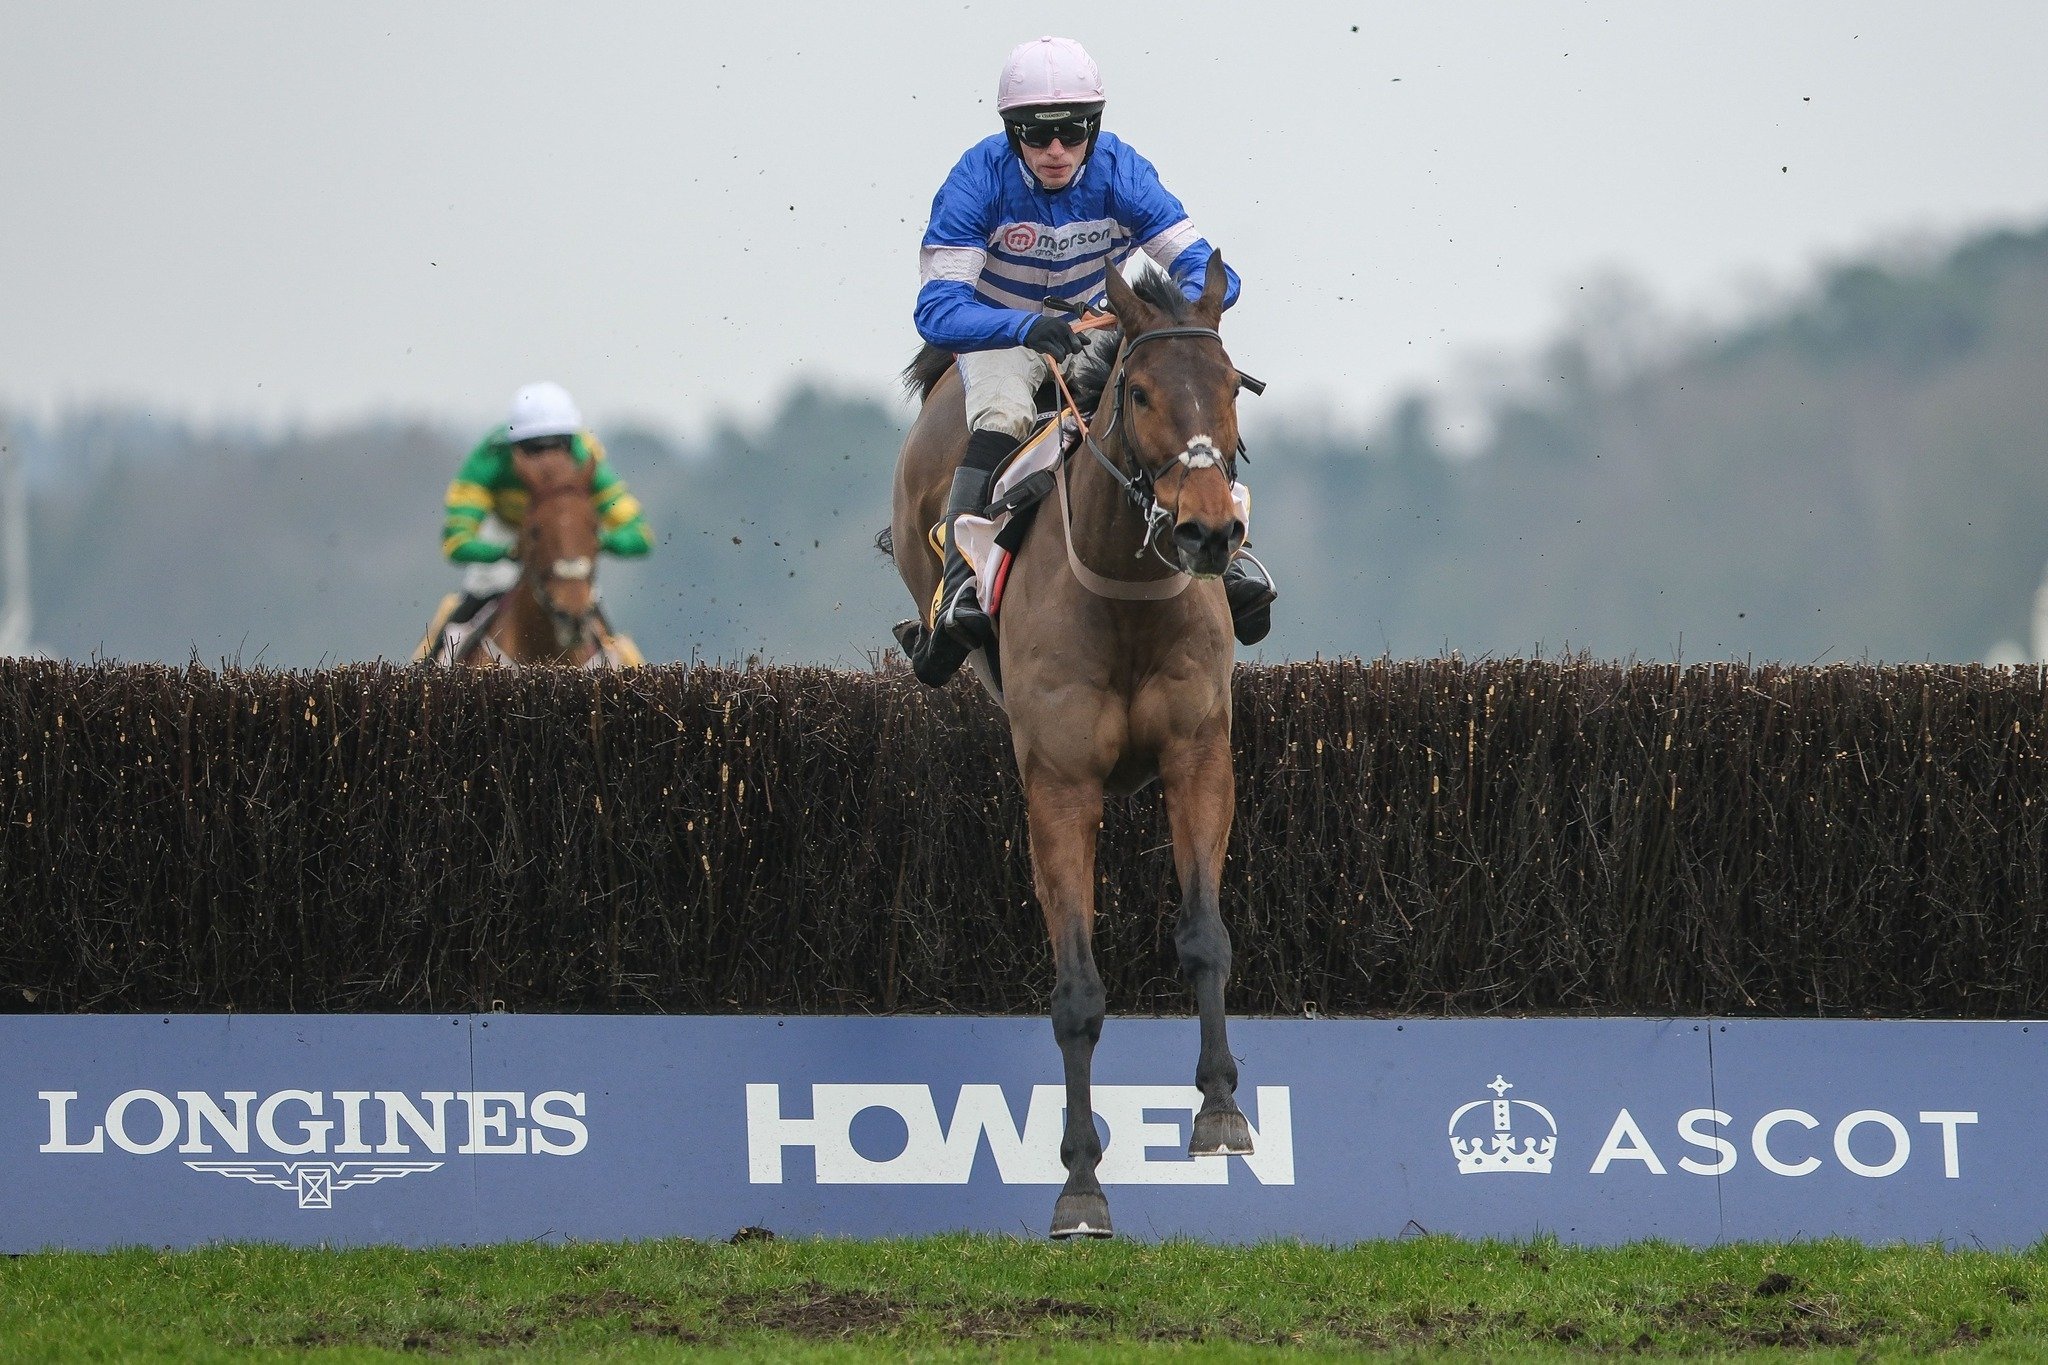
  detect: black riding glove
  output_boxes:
[1022,316,1084,360]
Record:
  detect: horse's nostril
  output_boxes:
[1174,522,1235,572]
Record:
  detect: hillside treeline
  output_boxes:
[13,223,2048,667]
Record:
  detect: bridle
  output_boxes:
[1046,316,1264,582]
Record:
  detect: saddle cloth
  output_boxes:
[946,414,1074,617]
[419,593,644,669]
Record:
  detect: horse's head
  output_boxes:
[511,442,602,653]
[1100,255,1244,578]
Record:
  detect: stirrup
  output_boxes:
[937,580,992,648]
[1225,549,1277,647]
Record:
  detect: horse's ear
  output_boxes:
[1194,252,1229,326]
[1103,265,1159,333]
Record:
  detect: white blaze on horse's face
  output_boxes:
[1179,436,1224,472]
[535,555,598,650]
[1155,424,1243,579]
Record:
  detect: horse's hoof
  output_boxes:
[1191,1105,1254,1157]
[1050,1191,1113,1240]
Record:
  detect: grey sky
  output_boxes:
[5,1,2047,437]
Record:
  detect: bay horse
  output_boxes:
[465,444,614,668]
[891,256,1251,1238]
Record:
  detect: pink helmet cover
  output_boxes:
[996,35,1104,112]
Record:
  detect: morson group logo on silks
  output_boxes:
[994,220,1117,260]
[747,1084,1294,1186]
[37,1089,589,1209]
[1447,1075,1981,1180]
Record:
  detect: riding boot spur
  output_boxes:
[1223,546,1278,646]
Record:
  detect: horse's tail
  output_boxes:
[902,344,955,404]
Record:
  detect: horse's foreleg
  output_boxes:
[1027,776,1111,1238]
[1163,734,1250,1157]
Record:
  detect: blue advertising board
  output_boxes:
[1,1015,2038,1250]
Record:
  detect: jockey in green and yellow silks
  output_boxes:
[439,381,651,628]
[441,432,651,562]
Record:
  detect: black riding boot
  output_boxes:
[902,432,1017,686]
[934,465,997,649]
[1223,548,1278,646]
[447,592,492,627]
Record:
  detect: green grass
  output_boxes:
[4,1234,2046,1360]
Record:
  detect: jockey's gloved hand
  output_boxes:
[1023,316,1084,360]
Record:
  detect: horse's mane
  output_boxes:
[1127,265,1195,321]
[900,264,1190,404]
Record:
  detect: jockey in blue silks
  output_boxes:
[912,35,1277,682]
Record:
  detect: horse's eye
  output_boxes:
[1130,385,1149,408]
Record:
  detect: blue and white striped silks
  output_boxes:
[915,131,1242,355]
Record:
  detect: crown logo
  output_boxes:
[1447,1075,1557,1175]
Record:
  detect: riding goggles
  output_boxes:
[1009,116,1097,149]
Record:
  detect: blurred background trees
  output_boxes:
[14,222,2048,668]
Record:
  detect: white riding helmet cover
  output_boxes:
[996,36,1104,113]
[505,381,582,443]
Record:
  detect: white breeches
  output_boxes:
[461,558,521,597]
[957,345,1050,441]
